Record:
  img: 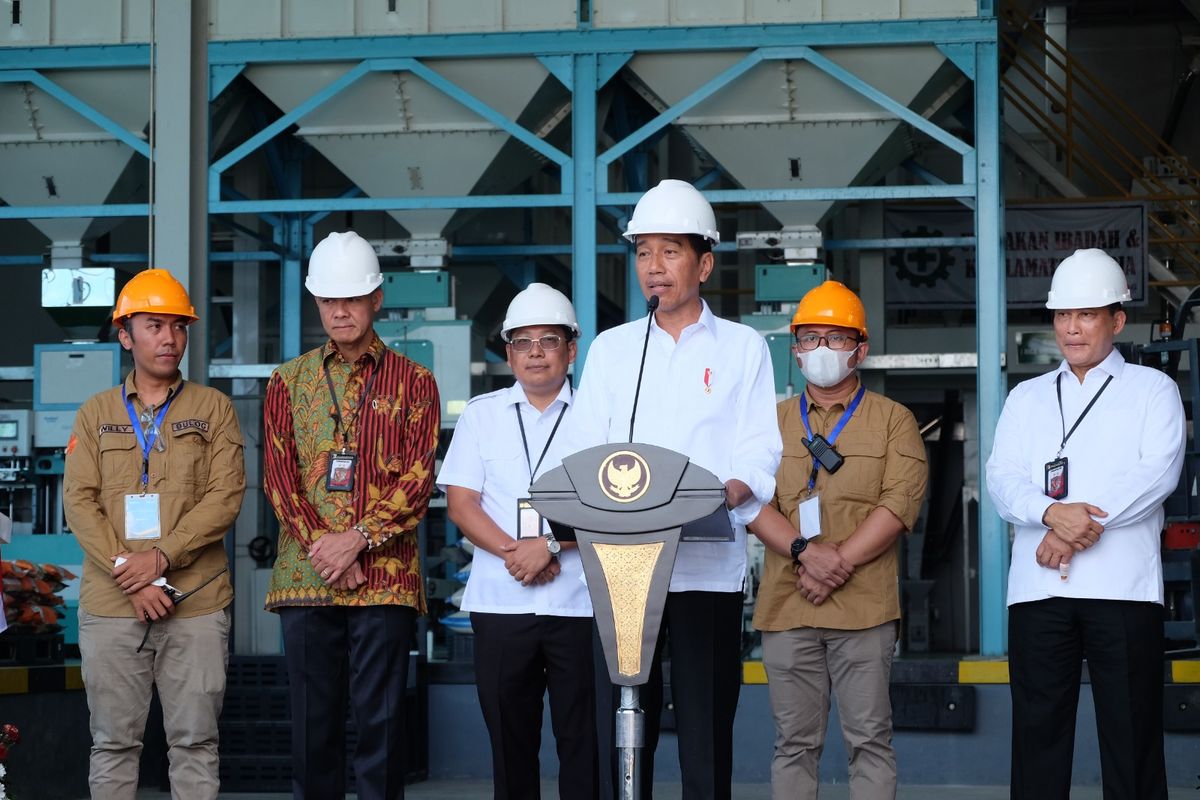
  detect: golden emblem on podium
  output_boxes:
[598,450,651,503]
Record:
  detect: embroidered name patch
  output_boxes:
[98,424,134,435]
[171,419,209,433]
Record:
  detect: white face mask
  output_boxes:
[798,345,858,388]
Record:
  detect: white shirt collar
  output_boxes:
[504,378,573,411]
[1054,346,1126,382]
[648,299,719,340]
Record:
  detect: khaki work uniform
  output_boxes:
[64,371,245,800]
[753,380,927,800]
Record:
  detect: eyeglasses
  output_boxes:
[140,405,167,452]
[509,335,564,353]
[793,332,860,352]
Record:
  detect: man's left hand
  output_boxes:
[309,530,367,583]
[724,478,753,510]
[795,564,833,606]
[112,550,166,595]
[500,538,554,586]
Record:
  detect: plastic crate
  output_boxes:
[0,632,65,666]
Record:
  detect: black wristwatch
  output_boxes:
[790,536,808,565]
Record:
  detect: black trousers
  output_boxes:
[471,612,599,800]
[280,605,417,800]
[596,590,744,800]
[1008,597,1166,800]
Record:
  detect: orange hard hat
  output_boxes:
[112,269,198,327]
[790,280,868,339]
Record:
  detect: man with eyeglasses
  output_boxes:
[569,179,782,800]
[748,280,927,800]
[438,283,597,799]
[263,231,440,800]
[64,269,246,799]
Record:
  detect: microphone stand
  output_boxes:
[628,295,660,443]
[620,293,658,799]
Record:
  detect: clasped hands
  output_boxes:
[794,541,854,606]
[1036,502,1108,570]
[309,530,368,591]
[500,537,560,587]
[112,549,175,622]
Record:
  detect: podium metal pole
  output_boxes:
[615,685,643,800]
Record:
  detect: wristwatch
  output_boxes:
[544,532,562,556]
[790,536,807,566]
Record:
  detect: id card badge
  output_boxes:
[326,451,357,492]
[517,497,542,540]
[1044,457,1068,499]
[798,494,822,540]
[124,493,162,541]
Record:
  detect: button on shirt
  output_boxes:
[568,302,783,593]
[437,381,591,617]
[986,348,1185,606]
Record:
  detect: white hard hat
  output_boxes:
[1045,249,1131,309]
[305,231,383,298]
[623,179,720,245]
[501,283,580,342]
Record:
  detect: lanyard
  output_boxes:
[123,383,181,487]
[799,384,865,490]
[323,358,378,451]
[1055,372,1113,458]
[515,390,570,484]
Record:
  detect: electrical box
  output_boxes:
[0,409,32,457]
[33,343,122,410]
[40,268,116,308]
[382,272,450,310]
[755,263,824,303]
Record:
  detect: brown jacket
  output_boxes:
[64,372,246,618]
[753,380,928,632]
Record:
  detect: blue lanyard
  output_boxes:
[123,383,181,486]
[799,384,865,490]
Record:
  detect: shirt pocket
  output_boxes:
[98,434,140,492]
[480,441,527,494]
[777,439,814,506]
[832,433,887,500]
[168,425,212,490]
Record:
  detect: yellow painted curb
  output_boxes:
[0,669,29,695]
[958,660,1010,684]
[1171,660,1200,683]
[66,665,85,690]
[743,661,768,685]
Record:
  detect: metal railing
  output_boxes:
[999,1,1200,280]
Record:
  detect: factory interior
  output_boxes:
[0,0,1198,795]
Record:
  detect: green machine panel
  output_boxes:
[755,263,824,302]
[766,332,805,397]
[385,339,435,373]
[382,271,450,309]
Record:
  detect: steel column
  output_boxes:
[974,33,1008,656]
[573,53,598,371]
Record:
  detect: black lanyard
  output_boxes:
[323,358,378,450]
[515,393,570,483]
[1055,372,1113,458]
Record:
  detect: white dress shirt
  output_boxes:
[568,301,783,593]
[437,381,592,617]
[986,347,1185,605]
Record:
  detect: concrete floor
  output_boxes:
[125,782,1200,799]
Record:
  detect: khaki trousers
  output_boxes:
[761,622,898,800]
[79,607,230,800]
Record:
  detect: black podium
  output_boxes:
[529,442,731,800]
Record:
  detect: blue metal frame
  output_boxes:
[1,12,1008,655]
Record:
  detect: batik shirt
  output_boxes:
[263,333,440,612]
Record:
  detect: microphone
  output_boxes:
[628,295,660,442]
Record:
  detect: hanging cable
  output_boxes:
[147,0,156,269]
